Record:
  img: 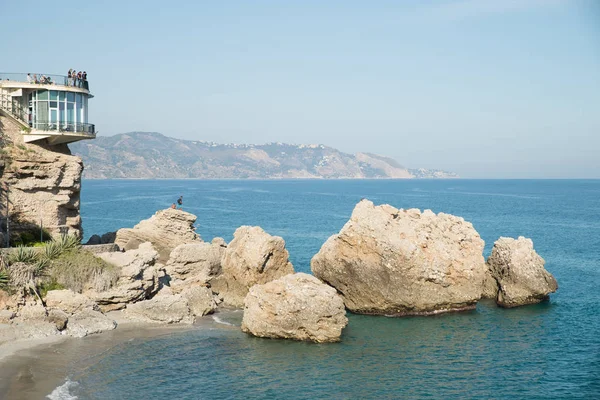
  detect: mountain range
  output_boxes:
[70,132,458,179]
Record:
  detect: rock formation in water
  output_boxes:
[485,236,558,307]
[0,115,84,240]
[311,199,487,316]
[114,208,201,262]
[242,273,348,343]
[164,238,226,293]
[211,226,295,307]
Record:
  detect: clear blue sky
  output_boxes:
[1,0,599,178]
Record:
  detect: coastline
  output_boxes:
[0,311,230,400]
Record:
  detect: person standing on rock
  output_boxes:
[177,196,183,209]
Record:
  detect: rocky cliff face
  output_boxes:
[0,115,83,240]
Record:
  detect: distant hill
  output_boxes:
[70,132,457,179]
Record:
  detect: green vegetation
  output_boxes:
[0,268,8,290]
[10,229,53,247]
[4,235,118,298]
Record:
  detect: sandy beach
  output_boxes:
[0,312,200,400]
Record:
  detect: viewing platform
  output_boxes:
[0,72,95,145]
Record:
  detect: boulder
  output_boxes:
[165,240,226,292]
[47,309,69,331]
[101,231,116,244]
[18,302,47,320]
[65,309,117,338]
[12,320,59,338]
[211,226,295,307]
[486,236,558,307]
[85,242,160,312]
[115,209,201,262]
[86,234,101,245]
[181,286,216,317]
[45,289,99,314]
[242,273,348,343]
[311,199,487,316]
[123,294,194,324]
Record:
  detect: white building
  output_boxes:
[0,72,95,145]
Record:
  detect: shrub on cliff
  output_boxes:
[48,250,119,293]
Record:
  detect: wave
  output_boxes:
[211,315,235,326]
[47,379,79,400]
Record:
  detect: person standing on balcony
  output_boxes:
[77,71,83,88]
[68,69,72,86]
[26,73,32,83]
[82,71,88,90]
[72,68,77,86]
[32,74,38,84]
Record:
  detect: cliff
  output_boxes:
[0,115,83,241]
[70,132,456,179]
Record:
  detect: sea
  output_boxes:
[4,179,600,399]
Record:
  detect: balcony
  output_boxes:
[0,72,91,94]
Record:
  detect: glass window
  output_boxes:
[50,109,57,124]
[50,91,58,101]
[67,92,75,102]
[37,90,48,100]
[37,101,49,122]
[50,101,57,108]
[76,94,82,104]
[67,103,75,123]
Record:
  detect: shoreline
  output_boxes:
[0,312,213,400]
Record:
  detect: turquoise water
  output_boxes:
[72,180,599,399]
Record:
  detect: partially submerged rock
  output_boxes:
[486,236,558,307]
[123,293,194,324]
[181,286,216,317]
[65,309,117,338]
[242,273,348,343]
[165,239,226,292]
[115,209,201,262]
[311,199,487,316]
[85,242,160,312]
[211,226,295,307]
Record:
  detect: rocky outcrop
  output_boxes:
[242,273,348,343]
[45,289,99,314]
[164,238,226,292]
[85,242,160,311]
[181,286,216,317]
[115,209,201,262]
[85,231,116,245]
[123,293,194,324]
[311,199,487,316]
[0,115,84,239]
[211,226,295,307]
[486,237,558,307]
[65,309,117,338]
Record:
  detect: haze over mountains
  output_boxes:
[70,132,457,179]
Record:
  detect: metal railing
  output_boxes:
[0,72,90,91]
[33,121,95,135]
[0,93,29,124]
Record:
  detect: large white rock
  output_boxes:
[311,199,487,316]
[123,294,194,324]
[165,238,226,292]
[45,289,99,314]
[211,226,295,307]
[85,242,160,311]
[115,208,201,262]
[181,286,216,317]
[65,309,117,338]
[241,273,348,343]
[486,236,558,307]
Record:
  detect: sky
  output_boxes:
[1,0,599,178]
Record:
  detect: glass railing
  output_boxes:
[0,73,90,91]
[33,121,95,135]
